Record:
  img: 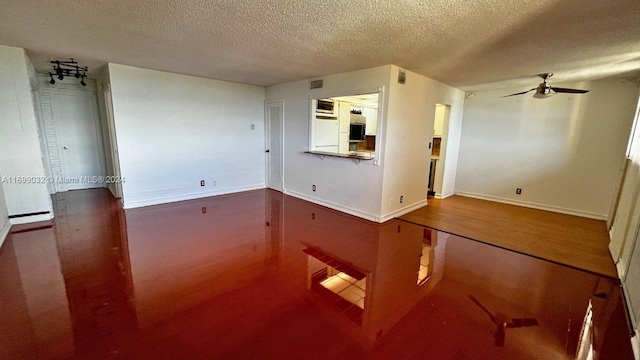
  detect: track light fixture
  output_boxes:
[50,58,88,86]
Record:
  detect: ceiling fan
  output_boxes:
[502,73,590,99]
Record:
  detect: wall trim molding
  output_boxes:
[123,184,266,209]
[0,219,11,253]
[284,190,427,223]
[632,330,639,360]
[9,213,52,225]
[617,261,627,280]
[379,200,428,223]
[284,189,381,222]
[435,192,455,200]
[454,191,607,220]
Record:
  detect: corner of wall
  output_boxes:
[0,45,51,219]
[632,330,639,360]
[0,171,10,252]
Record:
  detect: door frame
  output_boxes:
[50,89,107,192]
[432,103,452,199]
[265,100,284,192]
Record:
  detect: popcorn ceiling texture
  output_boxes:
[0,0,639,88]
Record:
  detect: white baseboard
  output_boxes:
[0,219,11,251]
[123,184,266,209]
[617,260,626,280]
[284,190,427,223]
[379,200,428,223]
[9,213,53,225]
[454,191,607,220]
[435,192,454,200]
[284,189,381,222]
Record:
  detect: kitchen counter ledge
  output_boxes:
[304,151,375,164]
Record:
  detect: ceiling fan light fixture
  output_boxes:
[533,92,555,99]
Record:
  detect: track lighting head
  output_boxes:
[50,58,88,87]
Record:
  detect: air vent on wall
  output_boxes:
[398,70,406,84]
[310,79,323,89]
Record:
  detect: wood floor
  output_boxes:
[400,195,618,279]
[1,189,634,359]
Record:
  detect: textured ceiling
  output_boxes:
[1,0,639,90]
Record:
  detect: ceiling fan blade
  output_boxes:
[551,87,589,94]
[501,88,536,98]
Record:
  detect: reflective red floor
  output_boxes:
[0,189,634,359]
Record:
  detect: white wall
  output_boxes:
[607,88,640,357]
[441,103,464,198]
[265,65,464,222]
[455,79,638,218]
[108,64,266,208]
[0,46,51,220]
[266,66,392,221]
[434,105,445,136]
[380,66,465,219]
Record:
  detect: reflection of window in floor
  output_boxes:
[320,269,366,309]
[305,246,367,324]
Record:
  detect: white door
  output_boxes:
[266,100,284,191]
[52,93,105,191]
[104,87,123,199]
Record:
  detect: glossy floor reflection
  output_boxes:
[0,189,634,359]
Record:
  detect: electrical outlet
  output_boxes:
[312,185,316,192]
[213,180,217,186]
[200,180,205,186]
[251,124,255,130]
[400,195,404,204]
[516,188,522,195]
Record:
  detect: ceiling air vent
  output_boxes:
[310,79,323,89]
[398,70,406,84]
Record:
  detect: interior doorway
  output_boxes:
[36,75,107,194]
[428,104,451,198]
